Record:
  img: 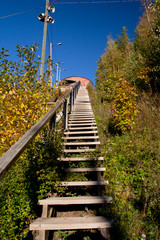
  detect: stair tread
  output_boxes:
[58,157,104,161]
[64,149,96,153]
[60,180,109,186]
[64,141,100,146]
[69,120,95,123]
[68,123,96,126]
[30,216,113,230]
[64,131,98,135]
[70,114,93,116]
[69,116,94,118]
[39,196,112,205]
[68,127,97,130]
[63,136,99,140]
[65,167,106,172]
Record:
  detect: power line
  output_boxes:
[0,7,42,20]
[0,0,140,20]
[49,0,60,5]
[54,0,140,4]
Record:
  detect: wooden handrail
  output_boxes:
[0,81,80,180]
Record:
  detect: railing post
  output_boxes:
[75,85,77,99]
[63,98,68,130]
[73,88,75,106]
[70,90,73,113]
[49,113,56,130]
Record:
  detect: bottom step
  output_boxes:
[30,216,113,230]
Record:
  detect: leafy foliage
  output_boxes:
[0,44,63,239]
[135,0,160,92]
[111,77,139,132]
[0,44,58,156]
[0,127,63,240]
[96,0,160,96]
[89,89,160,240]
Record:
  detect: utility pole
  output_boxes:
[59,67,61,82]
[56,63,59,85]
[50,43,53,87]
[40,0,49,77]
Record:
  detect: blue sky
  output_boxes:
[0,0,143,86]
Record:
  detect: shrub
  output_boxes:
[111,77,139,133]
[0,127,63,239]
[90,90,160,239]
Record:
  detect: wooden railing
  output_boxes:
[0,81,80,180]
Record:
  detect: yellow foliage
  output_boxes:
[111,77,139,132]
[0,86,55,157]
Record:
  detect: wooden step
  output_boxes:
[73,108,92,109]
[69,118,95,121]
[39,196,112,205]
[58,157,104,162]
[68,120,95,123]
[70,115,93,117]
[64,131,98,135]
[60,180,109,186]
[70,113,93,116]
[68,127,97,131]
[73,109,92,111]
[64,141,100,146]
[69,116,94,118]
[30,216,113,231]
[73,106,92,109]
[64,149,96,153]
[65,167,106,173]
[68,123,96,126]
[63,136,99,140]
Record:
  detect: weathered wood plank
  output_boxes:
[63,136,99,140]
[30,216,113,231]
[65,167,106,173]
[39,196,112,205]
[64,141,100,146]
[60,180,109,186]
[64,149,96,153]
[64,131,98,135]
[58,157,104,161]
[68,127,97,130]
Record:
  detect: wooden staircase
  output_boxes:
[30,86,113,239]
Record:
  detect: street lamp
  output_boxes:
[55,62,64,85]
[49,43,62,87]
[59,68,66,82]
[55,43,62,46]
[38,1,55,77]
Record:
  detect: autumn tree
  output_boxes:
[0,44,57,156]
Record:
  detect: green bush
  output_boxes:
[0,127,63,239]
[90,90,160,240]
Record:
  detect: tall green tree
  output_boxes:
[117,26,131,60]
[135,0,160,92]
[96,36,124,101]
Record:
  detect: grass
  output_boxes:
[88,88,160,240]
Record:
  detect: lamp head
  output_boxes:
[47,15,55,23]
[48,5,55,13]
[38,13,45,22]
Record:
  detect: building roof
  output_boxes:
[63,76,93,87]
